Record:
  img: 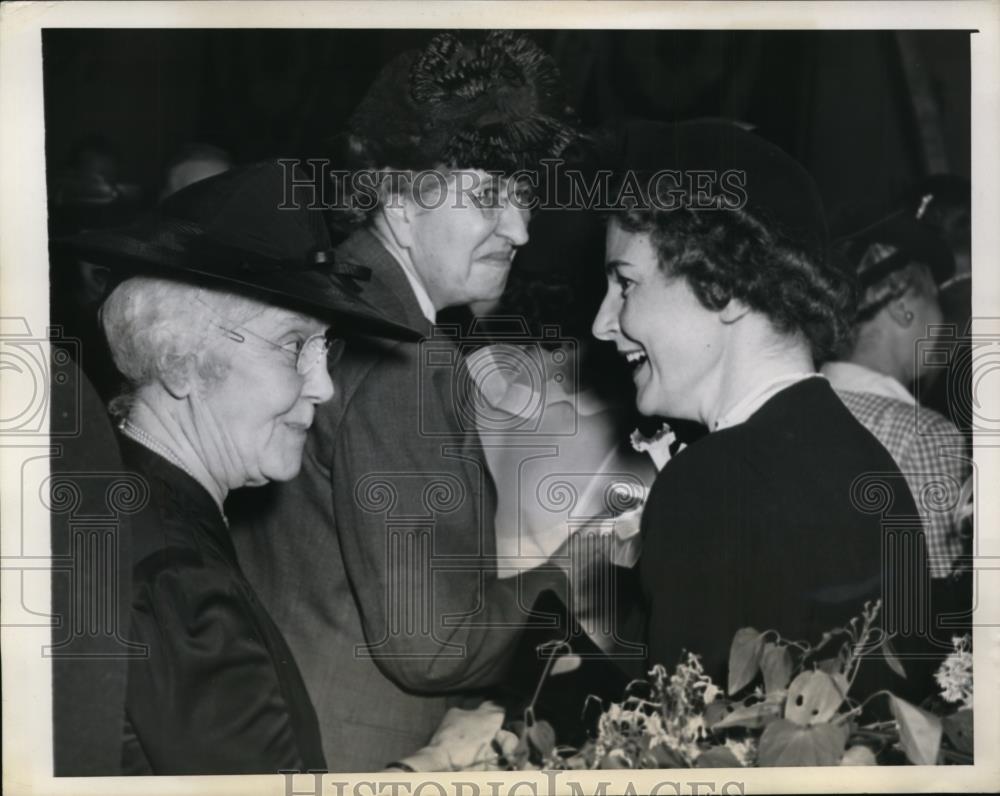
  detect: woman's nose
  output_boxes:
[495,202,530,247]
[304,359,335,404]
[592,288,622,342]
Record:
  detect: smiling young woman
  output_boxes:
[593,120,938,704]
[595,222,734,423]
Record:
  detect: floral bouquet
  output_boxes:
[483,601,973,770]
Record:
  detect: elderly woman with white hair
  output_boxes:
[61,161,417,775]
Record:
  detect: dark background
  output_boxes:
[42,29,970,226]
[43,28,973,428]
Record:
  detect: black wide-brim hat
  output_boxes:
[610,118,830,265]
[53,160,420,341]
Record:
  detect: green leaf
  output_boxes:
[785,670,849,725]
[815,657,845,676]
[758,719,849,766]
[599,749,632,769]
[727,627,764,696]
[704,700,733,730]
[564,753,590,770]
[882,638,907,679]
[890,695,943,765]
[695,745,742,768]
[643,744,687,769]
[551,653,581,676]
[761,642,794,695]
[840,745,878,766]
[526,719,556,757]
[942,709,973,755]
[712,699,783,730]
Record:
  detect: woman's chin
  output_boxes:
[258,447,308,483]
[635,388,661,418]
[263,460,304,483]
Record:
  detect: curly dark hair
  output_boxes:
[613,205,857,363]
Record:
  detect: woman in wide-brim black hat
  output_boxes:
[58,160,417,775]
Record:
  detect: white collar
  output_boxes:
[820,361,915,405]
[372,229,437,323]
[713,372,823,431]
[394,254,437,324]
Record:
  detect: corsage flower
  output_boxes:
[630,422,685,471]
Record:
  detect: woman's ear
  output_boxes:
[376,194,416,250]
[886,297,916,328]
[158,354,197,399]
[719,298,751,325]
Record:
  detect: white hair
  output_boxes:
[99,275,268,416]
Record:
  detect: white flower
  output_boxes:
[724,737,757,767]
[684,714,706,739]
[643,712,669,748]
[935,634,973,708]
[630,423,683,470]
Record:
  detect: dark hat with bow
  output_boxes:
[54,160,420,340]
[835,208,955,289]
[344,31,580,174]
[609,118,830,265]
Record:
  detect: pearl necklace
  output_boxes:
[118,418,230,526]
[118,418,200,482]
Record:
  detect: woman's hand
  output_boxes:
[389,701,507,771]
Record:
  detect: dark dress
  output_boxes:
[118,435,326,775]
[629,378,929,695]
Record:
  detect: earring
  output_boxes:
[904,311,914,322]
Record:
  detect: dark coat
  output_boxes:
[630,379,930,697]
[119,436,326,774]
[230,228,566,771]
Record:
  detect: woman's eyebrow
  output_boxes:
[270,316,324,337]
[604,259,631,276]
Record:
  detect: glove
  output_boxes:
[390,700,506,771]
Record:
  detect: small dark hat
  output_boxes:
[835,208,955,288]
[611,118,829,264]
[54,161,420,341]
[345,31,579,173]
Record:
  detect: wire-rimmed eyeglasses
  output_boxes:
[218,325,346,375]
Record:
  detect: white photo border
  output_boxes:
[2,2,998,794]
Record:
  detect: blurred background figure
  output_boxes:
[49,134,145,235]
[824,209,954,401]
[159,142,233,201]
[907,174,971,278]
[472,206,656,651]
[48,136,235,400]
[905,174,973,441]
[821,210,970,581]
[48,135,146,401]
